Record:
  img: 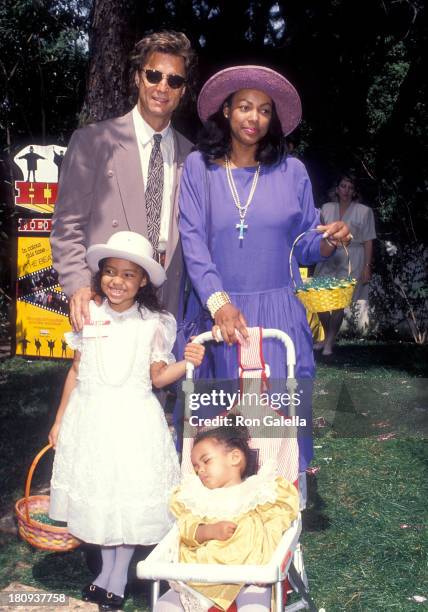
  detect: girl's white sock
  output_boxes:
[106,544,135,597]
[93,546,116,590]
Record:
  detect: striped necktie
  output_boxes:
[145,133,164,253]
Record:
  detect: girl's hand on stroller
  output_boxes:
[214,303,248,346]
[184,342,205,367]
[196,521,237,543]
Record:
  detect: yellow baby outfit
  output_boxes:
[170,460,299,611]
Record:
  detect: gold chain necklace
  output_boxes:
[224,156,261,241]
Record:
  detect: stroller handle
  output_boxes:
[185,328,296,380]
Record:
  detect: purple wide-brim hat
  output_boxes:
[197,65,302,136]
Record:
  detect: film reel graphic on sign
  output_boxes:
[14,144,71,359]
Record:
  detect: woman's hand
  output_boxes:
[184,342,205,367]
[317,221,352,247]
[214,303,248,345]
[212,325,223,342]
[48,422,61,449]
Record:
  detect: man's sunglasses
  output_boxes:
[140,68,186,89]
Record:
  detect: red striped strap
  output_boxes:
[238,327,269,389]
[238,327,265,370]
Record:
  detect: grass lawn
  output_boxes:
[0,341,427,611]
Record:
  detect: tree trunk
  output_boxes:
[82,0,136,123]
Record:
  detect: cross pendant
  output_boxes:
[236,219,248,240]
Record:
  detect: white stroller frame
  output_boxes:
[137,329,318,612]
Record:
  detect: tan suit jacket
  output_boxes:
[50,111,193,318]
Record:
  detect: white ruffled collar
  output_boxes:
[100,299,141,321]
[175,459,279,520]
[93,300,169,326]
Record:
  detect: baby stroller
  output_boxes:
[137,328,318,612]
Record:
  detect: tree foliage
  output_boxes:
[0,0,89,335]
[82,0,135,122]
[81,0,427,239]
[0,0,426,300]
[370,243,428,343]
[0,0,89,148]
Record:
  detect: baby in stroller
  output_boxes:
[154,421,299,611]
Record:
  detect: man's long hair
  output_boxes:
[129,30,197,101]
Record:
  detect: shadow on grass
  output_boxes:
[31,548,91,591]
[302,473,331,532]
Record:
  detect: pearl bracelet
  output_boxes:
[206,291,231,318]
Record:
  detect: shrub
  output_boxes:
[369,242,428,344]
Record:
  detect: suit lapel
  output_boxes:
[165,129,186,270]
[112,114,188,270]
[113,112,148,235]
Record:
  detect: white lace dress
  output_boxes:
[49,300,181,546]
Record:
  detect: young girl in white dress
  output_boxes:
[48,231,204,611]
[154,423,299,612]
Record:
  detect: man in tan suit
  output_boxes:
[51,31,196,330]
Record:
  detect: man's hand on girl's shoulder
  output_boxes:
[69,286,96,331]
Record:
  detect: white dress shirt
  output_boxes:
[132,106,175,250]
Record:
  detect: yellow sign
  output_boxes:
[16,236,71,358]
[14,144,71,359]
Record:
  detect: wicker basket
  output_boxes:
[290,230,356,313]
[15,444,80,552]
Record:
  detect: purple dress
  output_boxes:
[178,151,329,470]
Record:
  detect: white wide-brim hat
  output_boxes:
[86,231,166,287]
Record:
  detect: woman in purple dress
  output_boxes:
[178,66,351,470]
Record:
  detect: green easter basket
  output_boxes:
[290,230,357,312]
